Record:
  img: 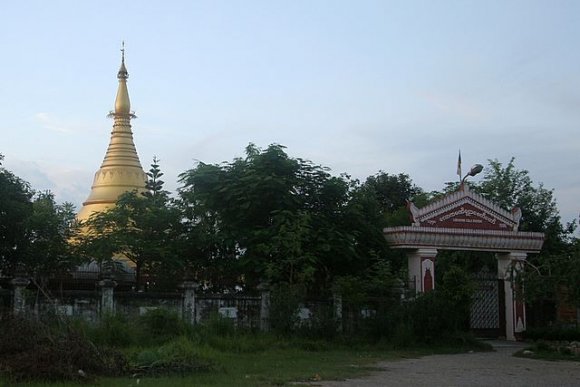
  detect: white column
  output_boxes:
[407,248,438,294]
[497,252,527,341]
[181,281,199,325]
[98,279,117,316]
[257,283,270,332]
[11,277,30,315]
[333,292,343,333]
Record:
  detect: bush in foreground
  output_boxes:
[0,311,492,384]
[0,316,126,382]
[129,337,214,376]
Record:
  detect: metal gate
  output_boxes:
[470,268,499,336]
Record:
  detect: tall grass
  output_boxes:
[0,307,491,385]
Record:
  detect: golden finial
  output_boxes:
[117,41,128,80]
[111,41,134,117]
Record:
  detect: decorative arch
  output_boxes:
[384,185,544,340]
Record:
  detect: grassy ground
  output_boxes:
[514,343,580,362]
[103,348,397,387]
[4,349,395,387]
[0,312,492,386]
[9,343,487,387]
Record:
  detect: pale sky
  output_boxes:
[1,0,579,226]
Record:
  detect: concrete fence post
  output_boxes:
[11,277,30,315]
[257,283,270,332]
[333,292,343,333]
[98,279,117,317]
[180,281,199,325]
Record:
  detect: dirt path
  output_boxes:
[315,341,580,387]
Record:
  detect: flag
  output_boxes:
[457,150,462,179]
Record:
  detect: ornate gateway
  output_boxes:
[384,185,544,340]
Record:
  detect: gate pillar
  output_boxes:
[11,277,30,315]
[407,248,438,294]
[497,252,527,341]
[180,281,199,325]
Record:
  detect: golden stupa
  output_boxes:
[77,46,147,223]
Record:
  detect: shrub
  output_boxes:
[89,313,139,347]
[358,302,403,341]
[89,309,187,347]
[405,291,460,342]
[391,322,415,348]
[438,265,474,330]
[297,304,339,340]
[139,308,185,339]
[130,337,213,376]
[400,265,474,344]
[199,312,237,337]
[0,317,126,382]
[187,314,278,353]
[202,332,272,353]
[269,283,304,334]
[400,266,474,345]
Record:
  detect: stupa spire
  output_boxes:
[77,44,147,222]
[114,41,131,116]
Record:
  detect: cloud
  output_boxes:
[34,112,73,134]
[3,158,91,211]
[33,112,98,136]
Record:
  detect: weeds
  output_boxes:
[0,317,126,382]
[0,303,490,383]
[129,337,214,376]
[515,341,580,362]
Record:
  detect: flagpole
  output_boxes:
[457,149,462,182]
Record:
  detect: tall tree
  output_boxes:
[179,144,324,290]
[363,172,423,215]
[23,192,79,279]
[0,155,34,275]
[179,144,397,293]
[361,171,427,233]
[80,158,181,290]
[475,158,572,253]
[1,156,78,278]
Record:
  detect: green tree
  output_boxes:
[263,210,316,285]
[80,158,181,290]
[0,154,33,275]
[178,144,399,293]
[145,156,166,197]
[179,144,330,290]
[553,240,580,307]
[23,192,79,279]
[362,172,423,224]
[476,158,570,251]
[352,172,425,272]
[1,156,79,279]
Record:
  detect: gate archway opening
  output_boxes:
[384,185,544,341]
